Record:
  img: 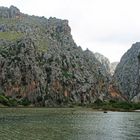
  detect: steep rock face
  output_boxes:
[94,53,119,75]
[0,6,110,106]
[0,38,46,103]
[0,5,21,18]
[94,52,110,74]
[94,53,124,100]
[112,43,140,102]
[110,62,119,75]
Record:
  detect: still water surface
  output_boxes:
[0,108,139,140]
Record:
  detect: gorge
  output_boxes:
[0,6,139,108]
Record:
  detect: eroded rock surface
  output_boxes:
[112,43,140,102]
[0,6,110,106]
[110,62,118,75]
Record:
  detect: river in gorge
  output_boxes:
[0,108,139,140]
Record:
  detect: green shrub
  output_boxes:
[132,103,140,110]
[94,99,104,106]
[37,39,48,53]
[112,102,132,110]
[0,95,10,106]
[19,97,31,106]
[8,98,18,107]
[109,100,117,104]
[0,32,23,41]
[62,71,72,78]
[37,96,43,102]
[91,99,140,111]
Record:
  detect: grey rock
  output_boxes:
[110,62,119,75]
[112,43,140,102]
[0,6,110,106]
[0,5,21,18]
[94,52,111,74]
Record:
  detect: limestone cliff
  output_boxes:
[94,52,111,74]
[94,53,124,100]
[112,43,140,102]
[110,62,118,75]
[0,6,110,106]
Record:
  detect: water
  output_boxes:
[0,108,140,140]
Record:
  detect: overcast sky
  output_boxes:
[1,0,140,62]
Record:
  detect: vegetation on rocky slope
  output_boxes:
[0,6,112,107]
[0,5,139,109]
[0,32,23,41]
[90,99,140,111]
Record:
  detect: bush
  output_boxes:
[132,103,140,110]
[19,97,31,106]
[62,71,72,78]
[0,95,10,106]
[37,96,43,102]
[109,100,117,104]
[112,102,132,110]
[8,98,18,107]
[0,32,23,41]
[94,99,104,106]
[91,99,140,111]
[0,95,18,107]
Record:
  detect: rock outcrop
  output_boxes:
[0,6,110,106]
[94,53,119,76]
[112,43,140,102]
[110,62,118,75]
[0,5,21,18]
[94,52,110,74]
[94,53,125,100]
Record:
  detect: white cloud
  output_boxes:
[0,0,140,62]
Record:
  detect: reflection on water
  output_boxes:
[0,108,140,140]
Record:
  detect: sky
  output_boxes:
[0,0,140,62]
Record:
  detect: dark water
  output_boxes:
[0,108,140,140]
